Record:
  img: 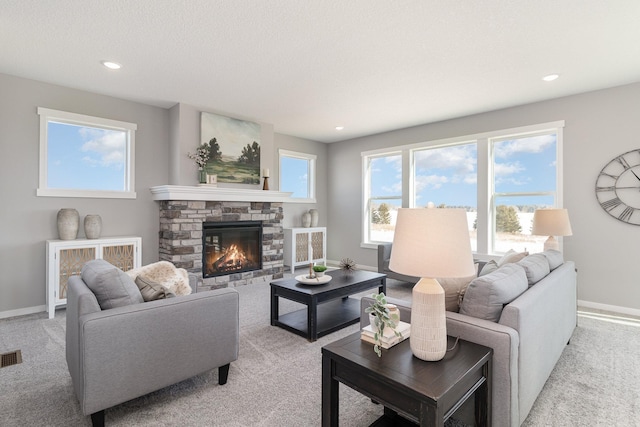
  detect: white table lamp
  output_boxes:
[532,208,572,251]
[389,208,475,361]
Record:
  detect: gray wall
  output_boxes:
[0,73,169,316]
[0,73,328,317]
[327,82,640,314]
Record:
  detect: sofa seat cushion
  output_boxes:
[517,253,551,286]
[126,261,192,296]
[81,259,144,310]
[459,263,528,322]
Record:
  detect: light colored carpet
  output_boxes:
[0,278,638,426]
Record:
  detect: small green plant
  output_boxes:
[312,265,327,273]
[364,292,402,357]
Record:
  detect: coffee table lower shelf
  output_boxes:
[274,298,360,340]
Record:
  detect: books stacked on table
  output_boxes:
[361,321,411,349]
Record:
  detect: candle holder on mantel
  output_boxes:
[262,176,269,191]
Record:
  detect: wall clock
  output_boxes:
[596,149,640,225]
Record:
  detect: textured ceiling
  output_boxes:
[2,0,640,142]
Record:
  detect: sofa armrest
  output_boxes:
[76,288,239,415]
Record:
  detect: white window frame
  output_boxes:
[361,149,403,248]
[37,107,137,199]
[361,121,564,256]
[278,149,316,203]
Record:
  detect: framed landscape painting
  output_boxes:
[200,112,261,184]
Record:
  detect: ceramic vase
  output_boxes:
[84,214,102,239]
[57,208,79,240]
[309,209,319,227]
[301,211,311,227]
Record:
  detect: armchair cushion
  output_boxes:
[81,259,143,310]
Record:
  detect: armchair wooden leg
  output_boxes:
[218,363,230,385]
[91,410,105,427]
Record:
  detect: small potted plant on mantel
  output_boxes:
[364,292,402,357]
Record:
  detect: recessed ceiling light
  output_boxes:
[101,61,122,70]
[542,74,559,82]
[335,126,344,131]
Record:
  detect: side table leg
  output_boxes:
[322,354,338,427]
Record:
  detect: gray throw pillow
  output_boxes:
[542,249,564,270]
[517,253,550,286]
[135,275,176,301]
[459,263,528,322]
[81,259,144,310]
[478,260,498,276]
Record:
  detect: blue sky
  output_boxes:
[371,134,557,209]
[280,156,309,198]
[47,121,127,191]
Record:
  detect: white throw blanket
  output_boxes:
[126,261,192,296]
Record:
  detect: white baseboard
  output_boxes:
[0,305,46,320]
[577,300,640,318]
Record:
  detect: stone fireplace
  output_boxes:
[153,186,291,292]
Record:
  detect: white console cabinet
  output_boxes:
[46,236,142,318]
[283,227,326,274]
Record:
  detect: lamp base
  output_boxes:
[410,277,447,361]
[543,236,559,251]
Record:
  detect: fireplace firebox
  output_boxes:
[202,221,263,278]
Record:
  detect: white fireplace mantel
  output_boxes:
[150,185,293,203]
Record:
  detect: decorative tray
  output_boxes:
[295,274,332,285]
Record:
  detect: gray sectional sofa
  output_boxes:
[365,245,577,426]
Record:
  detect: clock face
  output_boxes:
[596,149,640,225]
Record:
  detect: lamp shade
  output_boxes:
[389,208,475,279]
[532,209,573,237]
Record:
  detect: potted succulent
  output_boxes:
[364,292,402,357]
[312,265,328,277]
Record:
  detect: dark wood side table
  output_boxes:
[322,333,492,426]
[270,270,385,341]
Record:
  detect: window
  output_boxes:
[363,151,402,244]
[412,143,478,251]
[37,108,137,198]
[362,121,564,255]
[491,132,558,253]
[279,149,316,202]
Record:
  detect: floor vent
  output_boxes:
[1,350,22,368]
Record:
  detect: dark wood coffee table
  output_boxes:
[322,332,492,427]
[270,270,386,341]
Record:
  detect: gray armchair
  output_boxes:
[66,274,239,426]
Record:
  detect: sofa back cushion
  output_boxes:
[437,275,476,312]
[542,249,564,270]
[459,263,528,322]
[81,259,143,310]
[517,253,551,286]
